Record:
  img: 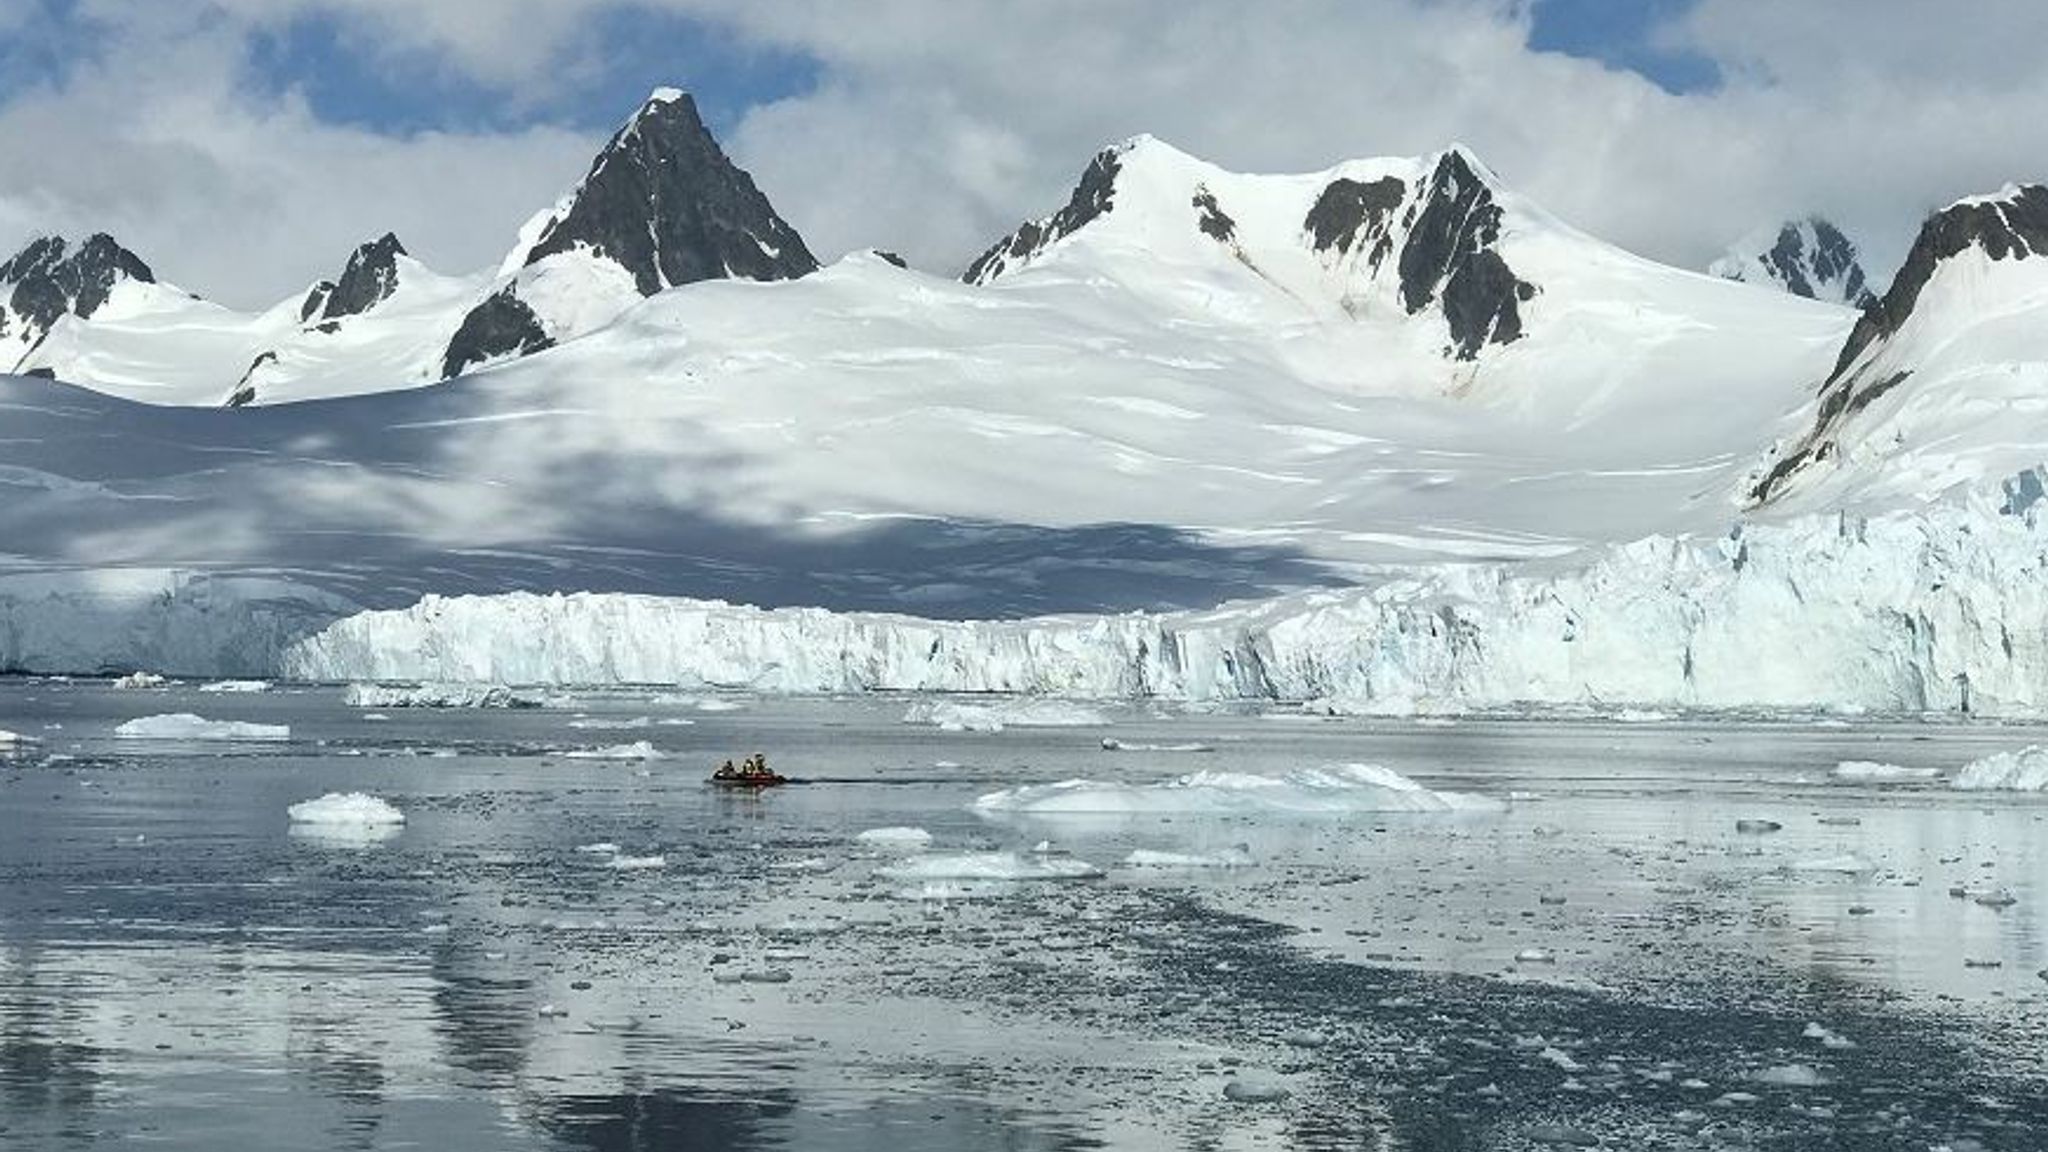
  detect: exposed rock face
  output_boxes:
[1752,186,2048,503]
[1192,186,1237,243]
[304,233,407,323]
[1304,176,1406,263]
[1305,151,1535,360]
[1711,218,1876,308]
[521,90,817,293]
[441,88,817,379]
[1395,151,1536,359]
[441,287,554,380]
[0,234,155,354]
[964,146,1123,285]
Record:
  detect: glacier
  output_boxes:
[272,492,2048,717]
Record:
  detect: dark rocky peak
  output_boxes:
[520,87,818,294]
[0,232,156,335]
[441,287,553,380]
[302,232,407,323]
[1751,185,2048,504]
[1397,148,1537,360]
[1712,217,1876,308]
[963,144,1125,285]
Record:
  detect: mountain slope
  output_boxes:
[1,234,163,369]
[1710,218,1878,308]
[1752,184,2048,507]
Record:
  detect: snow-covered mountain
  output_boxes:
[441,87,818,378]
[1710,218,1878,309]
[1753,184,2048,506]
[1,233,164,370]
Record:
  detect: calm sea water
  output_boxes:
[2,680,2044,1150]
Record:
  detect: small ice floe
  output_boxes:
[287,792,404,846]
[1753,1063,1830,1088]
[1515,948,1558,965]
[1100,737,1215,753]
[1122,846,1253,869]
[564,741,664,760]
[1538,1046,1585,1072]
[567,716,653,730]
[343,682,541,709]
[650,693,742,712]
[0,728,35,747]
[112,671,168,689]
[576,842,622,855]
[1803,1022,1857,1050]
[875,853,1102,883]
[115,713,289,741]
[1952,746,2048,792]
[1221,1072,1292,1103]
[1972,888,2018,909]
[198,680,271,694]
[607,853,667,871]
[1832,760,1940,782]
[973,763,1498,819]
[1734,819,1783,834]
[854,826,934,851]
[1613,708,1673,723]
[1789,854,1876,875]
[903,699,1110,732]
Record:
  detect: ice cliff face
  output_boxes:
[1711,218,1876,309]
[0,233,157,370]
[1753,186,2048,504]
[964,140,1536,361]
[442,88,818,378]
[278,492,2048,717]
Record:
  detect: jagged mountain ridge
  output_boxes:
[1753,184,2048,505]
[1711,218,1877,309]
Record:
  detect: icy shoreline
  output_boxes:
[11,497,2048,716]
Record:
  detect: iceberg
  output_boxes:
[973,763,1497,818]
[115,713,290,742]
[873,853,1103,882]
[288,792,404,826]
[1831,760,1940,782]
[563,741,664,760]
[902,699,1111,732]
[854,826,935,851]
[1952,746,2048,791]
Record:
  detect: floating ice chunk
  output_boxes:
[565,741,663,760]
[1832,760,1940,782]
[1953,746,2048,791]
[606,853,667,871]
[1752,1063,1829,1088]
[1123,847,1252,869]
[651,693,742,712]
[1221,1072,1291,1103]
[576,842,622,855]
[344,682,541,709]
[1538,1046,1585,1072]
[1790,854,1875,874]
[974,763,1498,818]
[288,792,404,827]
[903,699,1109,732]
[1515,948,1558,965]
[0,728,33,746]
[112,671,167,689]
[567,716,653,730]
[116,713,289,741]
[1101,737,1214,753]
[198,680,271,693]
[855,826,934,851]
[875,853,1102,882]
[1802,1022,1856,1050]
[1613,708,1672,723]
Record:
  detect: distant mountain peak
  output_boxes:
[0,232,156,363]
[443,87,818,379]
[1752,184,2048,503]
[516,87,818,294]
[1711,217,1876,309]
[301,232,409,323]
[965,140,1535,361]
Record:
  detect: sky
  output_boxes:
[1,0,2044,307]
